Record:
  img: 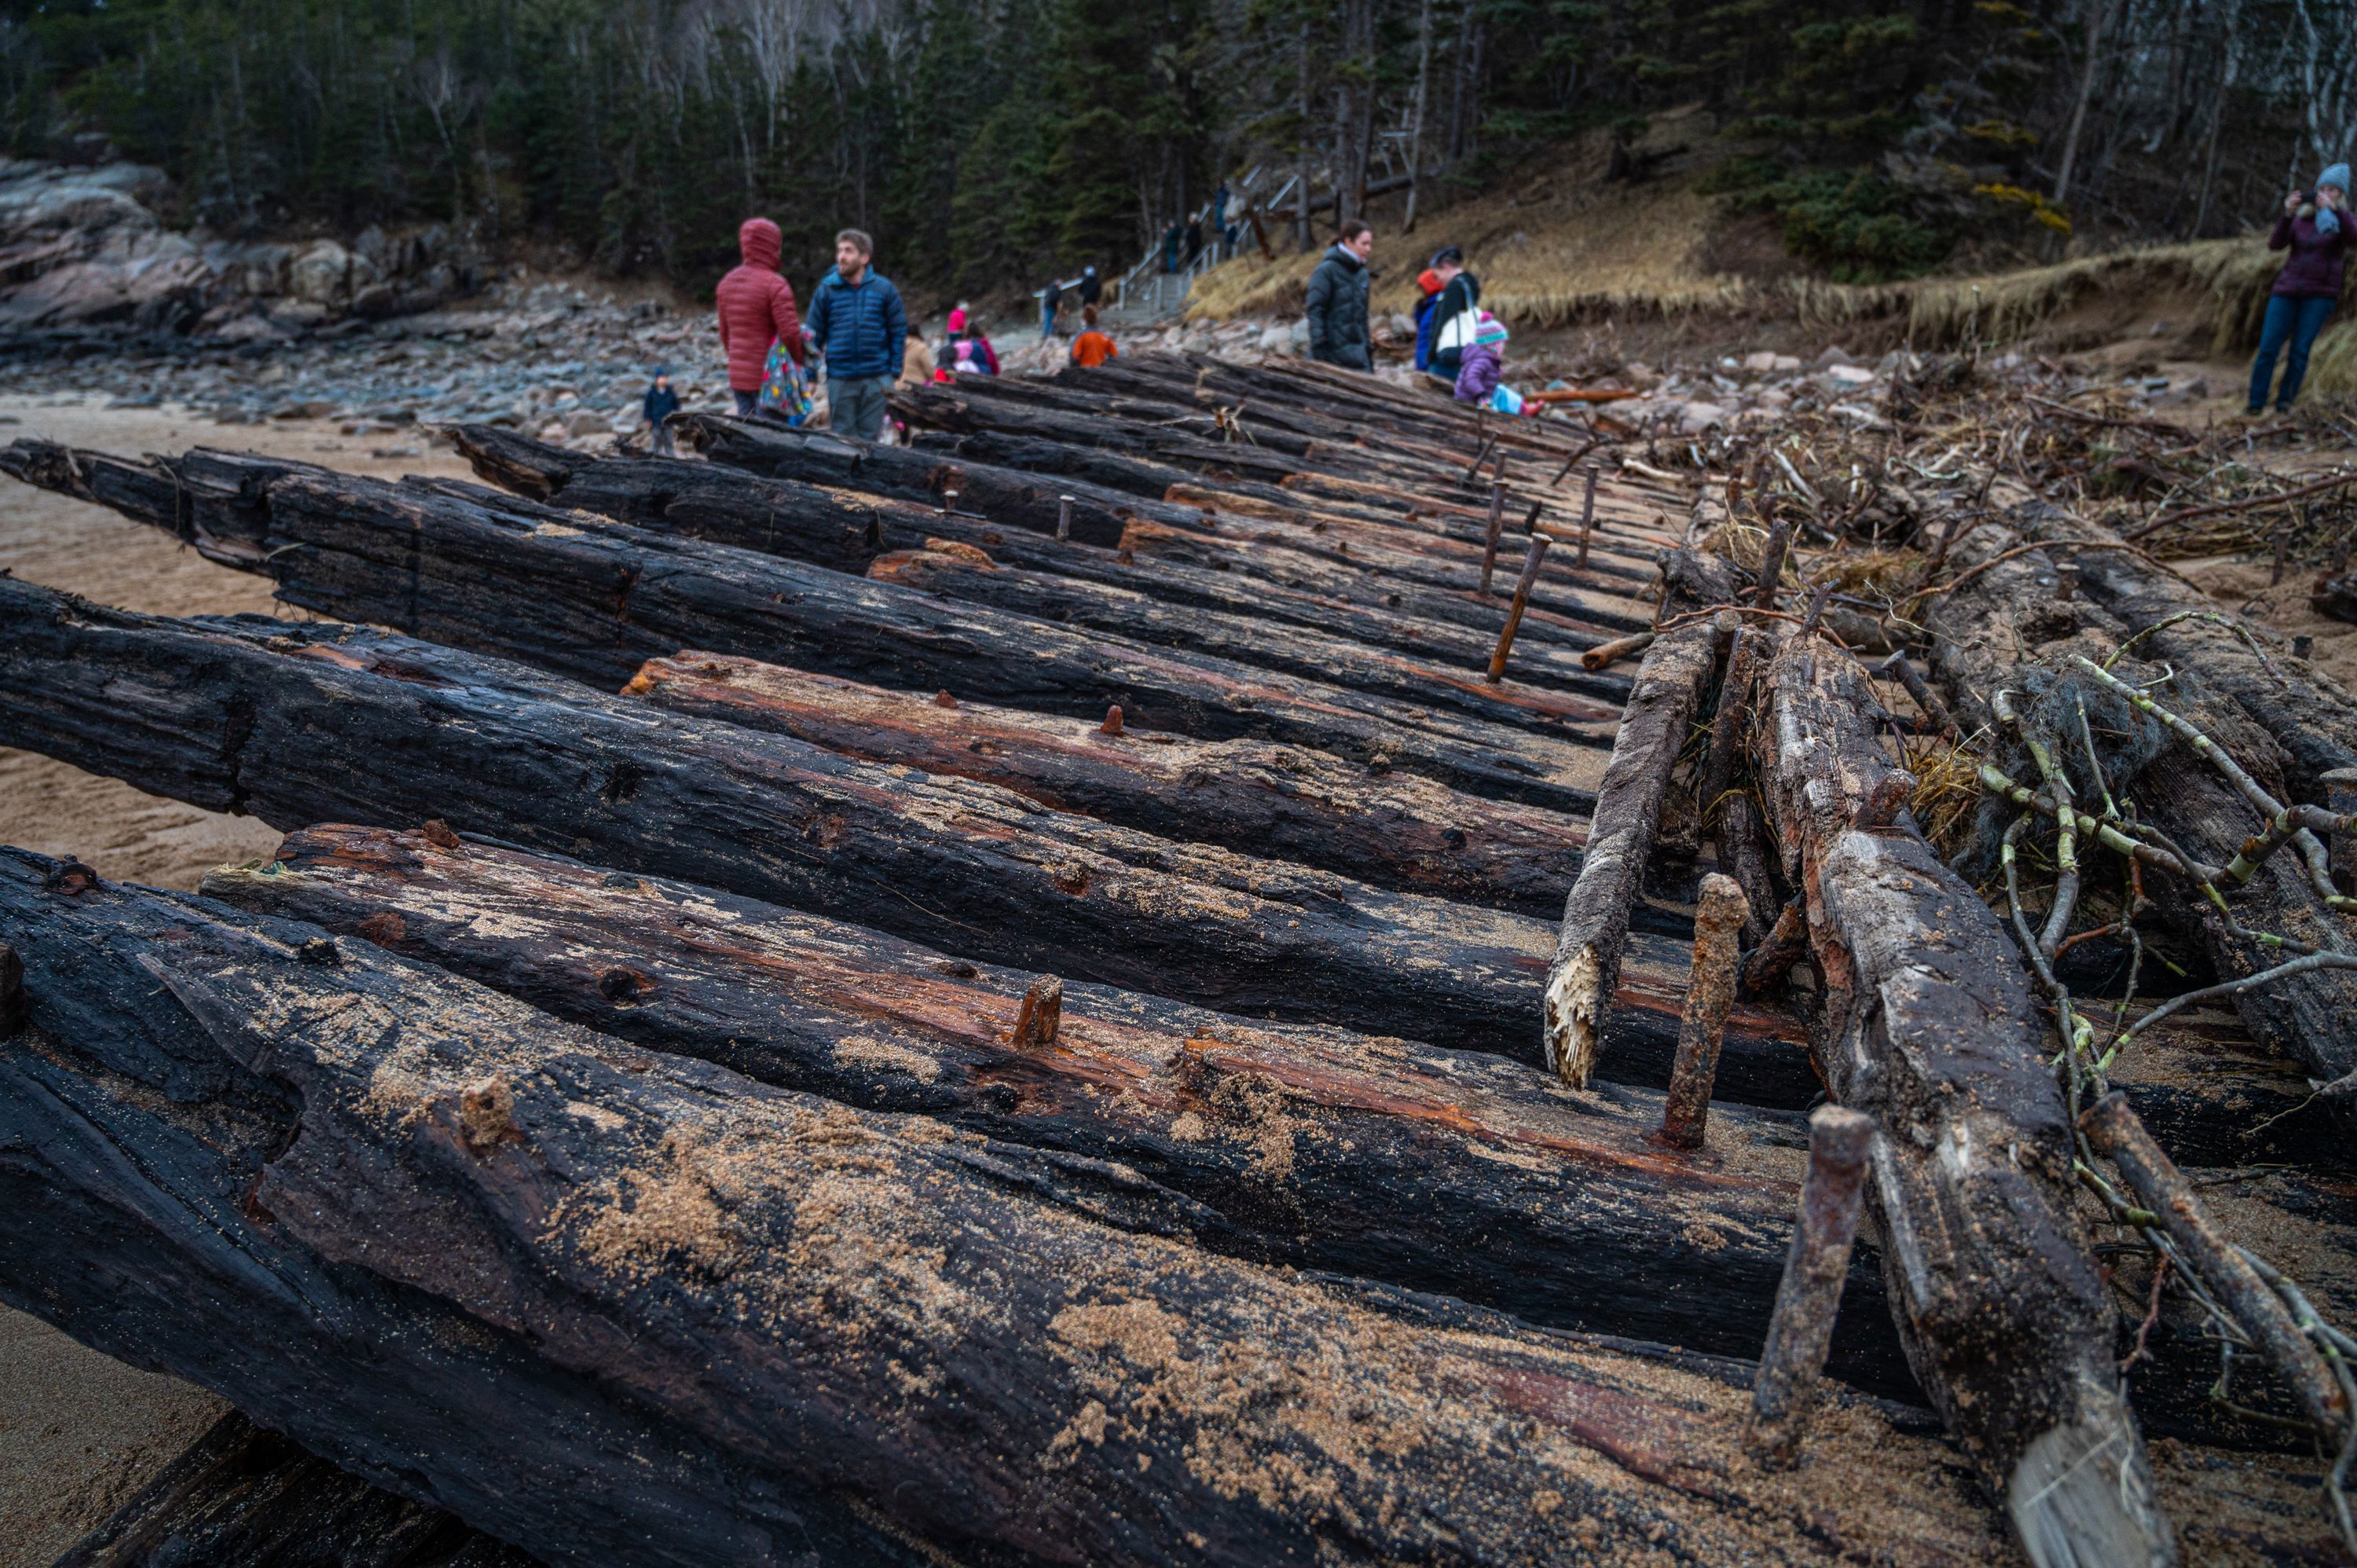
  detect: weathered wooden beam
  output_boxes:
[1750,633,2176,1566]
[0,848,2033,1566]
[0,577,1814,1097]
[625,654,1585,914]
[1546,558,1736,1086]
[658,419,1654,647]
[1,441,1610,817]
[203,822,1912,1389]
[444,427,1633,698]
[58,1411,525,1568]
[866,546,1619,739]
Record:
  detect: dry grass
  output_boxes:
[1187,121,2352,392]
[1903,730,1989,863]
[1189,108,1754,330]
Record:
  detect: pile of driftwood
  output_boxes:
[0,350,2348,1564]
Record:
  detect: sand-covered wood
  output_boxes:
[0,846,2037,1566]
[203,822,1914,1387]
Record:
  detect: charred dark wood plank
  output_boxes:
[6,442,1611,815]
[58,1411,526,1568]
[1116,512,1649,646]
[865,547,1619,738]
[895,382,1342,485]
[0,577,1813,1095]
[1752,635,2174,1565]
[204,823,1913,1390]
[0,849,2028,1566]
[444,429,1634,701]
[1128,500,1659,634]
[626,653,1585,914]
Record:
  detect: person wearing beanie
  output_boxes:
[939,306,1000,379]
[2249,162,2350,413]
[1452,311,1511,406]
[714,218,804,419]
[1070,304,1118,368]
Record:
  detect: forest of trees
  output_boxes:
[2,0,2353,294]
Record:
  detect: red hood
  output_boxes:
[738,218,782,271]
[1417,269,1442,295]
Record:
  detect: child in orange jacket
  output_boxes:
[1070,306,1118,368]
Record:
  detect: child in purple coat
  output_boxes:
[2249,163,2349,414]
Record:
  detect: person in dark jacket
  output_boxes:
[2249,163,2350,414]
[1303,221,1375,371]
[804,228,908,442]
[714,218,805,418]
[641,370,681,456]
[1424,248,1480,387]
[1076,266,1102,306]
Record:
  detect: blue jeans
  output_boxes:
[2249,294,2337,411]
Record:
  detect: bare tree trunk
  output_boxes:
[2051,0,2110,206]
[1403,0,1435,232]
[1296,22,1314,254]
[2192,5,2242,238]
[1336,0,1375,226]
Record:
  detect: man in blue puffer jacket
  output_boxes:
[805,229,909,441]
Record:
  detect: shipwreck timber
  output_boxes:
[3,347,2353,1566]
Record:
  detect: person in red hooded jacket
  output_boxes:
[716,218,804,417]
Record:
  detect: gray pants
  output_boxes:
[649,421,675,456]
[828,374,893,441]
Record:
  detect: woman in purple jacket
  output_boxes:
[2249,163,2349,414]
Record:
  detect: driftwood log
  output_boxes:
[0,577,1813,1097]
[0,440,1610,816]
[1923,515,2357,1130]
[2015,505,2357,797]
[1545,555,1735,1086]
[203,822,1911,1389]
[1750,635,2174,1566]
[625,654,1585,914]
[0,847,2029,1566]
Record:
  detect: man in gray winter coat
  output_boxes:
[1304,221,1375,370]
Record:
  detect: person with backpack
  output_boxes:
[714,218,805,418]
[1303,221,1375,371]
[1424,247,1481,388]
[803,228,908,442]
[1070,305,1118,368]
[641,369,681,456]
[938,307,1000,379]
